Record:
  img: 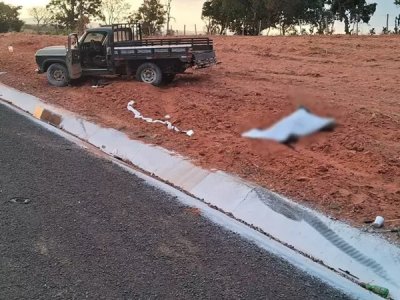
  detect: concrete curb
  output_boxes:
[1,82,399,299]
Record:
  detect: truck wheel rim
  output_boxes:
[141,68,156,83]
[53,69,65,82]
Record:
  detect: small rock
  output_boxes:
[317,166,329,173]
[297,177,310,182]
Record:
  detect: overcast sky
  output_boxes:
[5,0,400,34]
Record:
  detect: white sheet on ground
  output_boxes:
[242,108,335,143]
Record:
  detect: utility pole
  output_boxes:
[387,14,389,31]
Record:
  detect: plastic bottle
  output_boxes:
[361,283,389,298]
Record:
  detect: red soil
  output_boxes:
[1,33,399,230]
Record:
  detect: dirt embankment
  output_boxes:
[1,33,399,229]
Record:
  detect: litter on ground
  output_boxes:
[91,78,111,88]
[372,216,385,228]
[127,101,194,137]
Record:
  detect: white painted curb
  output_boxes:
[1,82,399,299]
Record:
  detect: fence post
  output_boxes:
[184,25,186,36]
[194,24,197,35]
[356,15,359,35]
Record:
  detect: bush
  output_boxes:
[0,2,24,33]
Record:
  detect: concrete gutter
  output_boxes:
[1,82,399,299]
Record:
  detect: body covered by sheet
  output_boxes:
[242,107,335,143]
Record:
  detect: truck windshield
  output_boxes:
[82,32,107,44]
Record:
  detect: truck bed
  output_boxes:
[115,37,213,51]
[109,24,216,69]
[112,38,216,67]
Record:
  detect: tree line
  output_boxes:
[0,2,24,32]
[202,0,379,35]
[0,0,399,35]
[41,0,170,35]
[0,0,168,35]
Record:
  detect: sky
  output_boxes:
[4,0,400,34]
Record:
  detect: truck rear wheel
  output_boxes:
[47,63,69,87]
[136,63,163,86]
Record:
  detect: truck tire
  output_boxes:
[136,63,163,86]
[163,73,176,84]
[47,63,69,87]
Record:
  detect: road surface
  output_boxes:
[0,104,351,299]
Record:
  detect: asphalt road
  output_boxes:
[0,103,351,300]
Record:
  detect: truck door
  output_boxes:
[66,33,82,79]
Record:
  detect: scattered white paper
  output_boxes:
[127,101,194,137]
[8,46,13,53]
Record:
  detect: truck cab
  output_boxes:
[35,23,217,87]
[79,30,109,69]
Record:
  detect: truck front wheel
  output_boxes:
[136,63,163,86]
[47,63,70,87]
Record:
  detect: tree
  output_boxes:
[202,14,220,34]
[330,0,377,34]
[46,0,102,31]
[165,0,175,35]
[220,0,252,35]
[100,0,131,25]
[0,2,24,33]
[202,0,228,35]
[304,0,334,34]
[202,0,270,35]
[132,0,166,36]
[202,0,305,36]
[29,7,51,33]
[268,0,308,35]
[202,0,376,36]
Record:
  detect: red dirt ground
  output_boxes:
[1,33,399,231]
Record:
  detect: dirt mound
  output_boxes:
[1,33,399,230]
